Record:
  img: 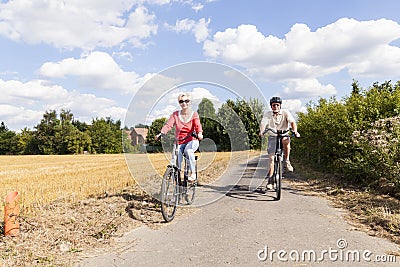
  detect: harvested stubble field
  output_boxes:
[0,151,258,266]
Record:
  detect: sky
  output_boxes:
[1,0,400,131]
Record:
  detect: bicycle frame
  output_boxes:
[274,135,283,159]
[169,140,191,187]
[263,128,290,200]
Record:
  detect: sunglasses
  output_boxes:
[179,99,190,104]
[271,103,280,107]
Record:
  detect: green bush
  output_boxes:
[294,81,400,196]
[342,117,400,194]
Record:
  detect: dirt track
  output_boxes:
[77,155,400,266]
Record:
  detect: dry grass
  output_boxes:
[0,151,252,215]
[0,154,135,215]
[287,159,400,246]
[0,150,258,266]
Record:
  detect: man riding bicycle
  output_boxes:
[260,96,300,189]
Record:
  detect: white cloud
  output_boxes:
[39,51,146,94]
[0,1,158,49]
[347,44,400,77]
[165,18,210,42]
[282,99,305,115]
[191,87,221,108]
[170,0,205,11]
[204,19,400,75]
[0,78,127,130]
[0,105,43,128]
[283,79,337,98]
[204,18,400,98]
[112,51,134,62]
[204,24,286,65]
[0,79,69,105]
[143,87,221,125]
[191,3,204,12]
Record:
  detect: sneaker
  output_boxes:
[285,160,294,172]
[188,175,196,182]
[266,176,274,190]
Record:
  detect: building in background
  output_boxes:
[130,127,148,146]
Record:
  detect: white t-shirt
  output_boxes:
[260,109,295,136]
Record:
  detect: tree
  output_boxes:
[60,109,74,123]
[235,98,263,150]
[72,119,89,132]
[122,130,137,153]
[146,118,167,148]
[17,127,38,154]
[89,117,122,153]
[216,98,262,151]
[248,97,265,124]
[35,110,60,154]
[54,122,91,154]
[135,123,149,129]
[0,122,17,154]
[216,100,250,151]
[197,98,220,146]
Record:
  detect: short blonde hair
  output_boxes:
[178,92,191,101]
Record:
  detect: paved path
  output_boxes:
[78,155,399,266]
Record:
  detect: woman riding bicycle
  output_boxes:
[260,96,300,189]
[156,93,203,183]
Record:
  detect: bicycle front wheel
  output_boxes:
[160,168,178,222]
[184,180,196,205]
[275,159,282,200]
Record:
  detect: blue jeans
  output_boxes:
[178,140,199,177]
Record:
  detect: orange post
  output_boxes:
[4,191,20,236]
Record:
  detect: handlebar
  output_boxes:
[262,128,300,138]
[262,128,291,136]
[157,131,199,142]
[190,131,198,139]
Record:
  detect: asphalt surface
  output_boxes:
[77,155,400,266]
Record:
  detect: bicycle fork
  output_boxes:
[274,149,282,174]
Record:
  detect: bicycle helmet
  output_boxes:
[270,96,282,106]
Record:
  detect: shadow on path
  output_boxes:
[222,155,305,202]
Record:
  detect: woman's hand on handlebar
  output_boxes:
[191,131,203,141]
[197,132,203,140]
[155,133,163,141]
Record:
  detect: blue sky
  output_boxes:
[1,0,400,131]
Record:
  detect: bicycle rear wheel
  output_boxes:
[160,168,178,222]
[275,159,282,200]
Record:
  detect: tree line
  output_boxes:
[293,80,400,197]
[0,109,124,155]
[0,97,266,155]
